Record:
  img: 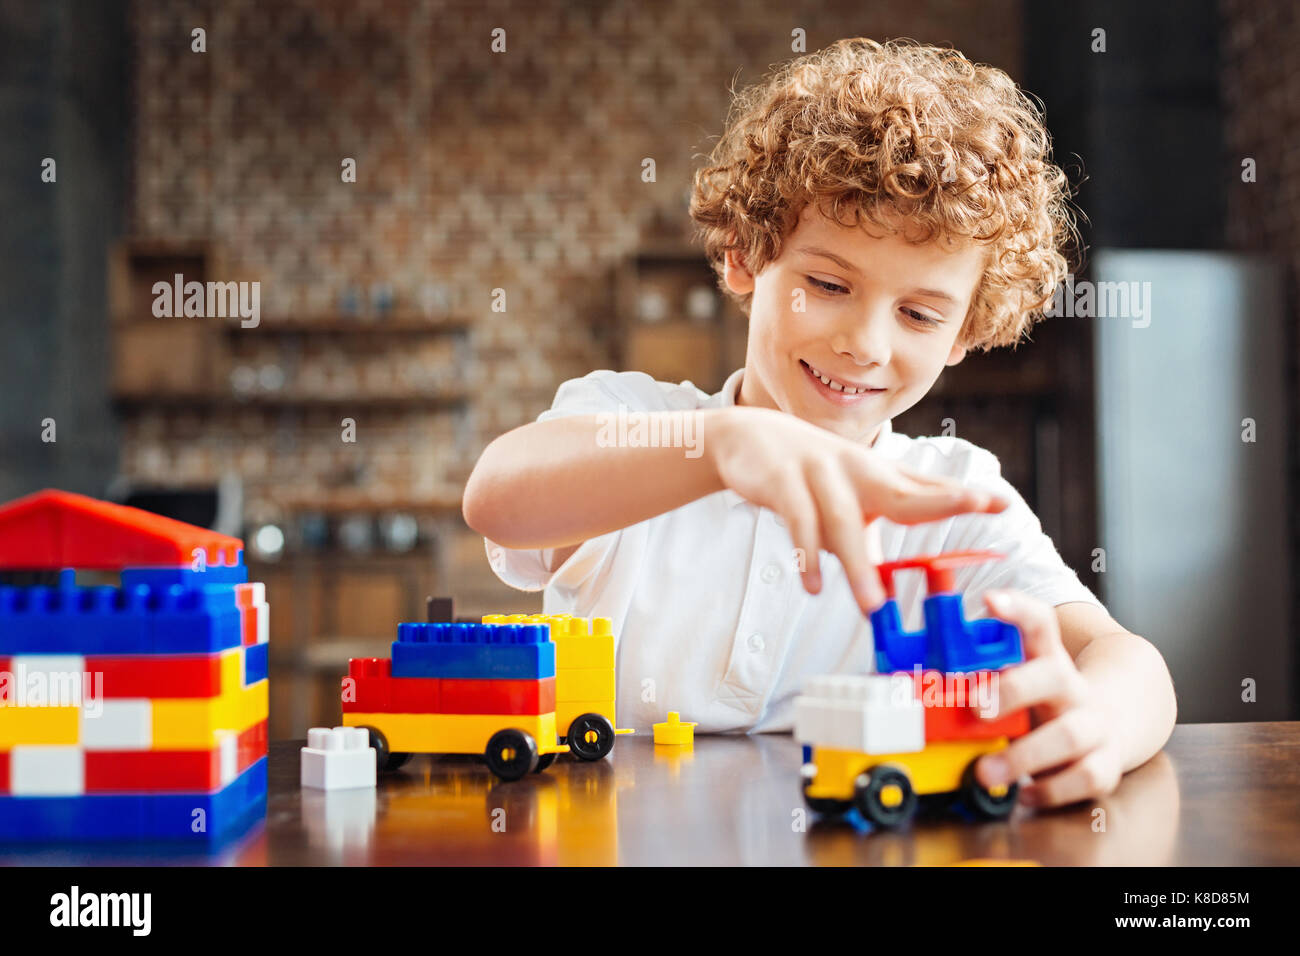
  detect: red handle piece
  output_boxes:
[875,549,1005,598]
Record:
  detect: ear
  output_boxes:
[723,246,755,296]
[944,339,968,367]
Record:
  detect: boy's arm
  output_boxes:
[464,404,1009,613]
[1056,601,1178,772]
[463,410,729,550]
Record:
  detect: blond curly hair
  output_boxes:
[689,37,1079,350]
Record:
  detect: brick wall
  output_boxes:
[125,0,1023,506]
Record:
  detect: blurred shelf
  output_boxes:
[223,315,471,335]
[272,492,463,515]
[111,388,472,409]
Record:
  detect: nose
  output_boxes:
[829,304,891,368]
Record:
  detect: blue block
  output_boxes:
[243,640,269,685]
[121,559,249,589]
[0,584,243,655]
[0,757,268,844]
[391,622,554,679]
[872,594,1023,673]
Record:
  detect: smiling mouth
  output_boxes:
[800,360,884,396]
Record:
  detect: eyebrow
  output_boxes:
[796,245,962,306]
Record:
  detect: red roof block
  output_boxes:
[0,489,243,571]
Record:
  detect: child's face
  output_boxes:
[725,203,985,443]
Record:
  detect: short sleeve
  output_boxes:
[483,370,683,592]
[943,448,1104,613]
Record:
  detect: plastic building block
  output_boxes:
[794,675,926,755]
[0,489,243,571]
[0,756,268,843]
[871,551,1024,673]
[300,727,377,791]
[83,653,224,698]
[0,488,271,842]
[439,677,556,715]
[0,583,244,656]
[342,711,565,757]
[426,596,455,623]
[653,712,697,746]
[391,623,554,680]
[555,668,615,702]
[895,669,1032,742]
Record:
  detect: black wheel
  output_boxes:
[360,726,409,773]
[484,729,539,781]
[801,764,850,816]
[566,713,615,761]
[533,752,557,773]
[852,765,918,829]
[960,757,1019,820]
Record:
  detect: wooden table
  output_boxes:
[2,721,1297,865]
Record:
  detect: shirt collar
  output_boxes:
[710,368,894,508]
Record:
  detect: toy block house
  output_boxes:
[0,490,269,842]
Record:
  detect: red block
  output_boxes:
[895,669,1031,742]
[0,489,243,570]
[0,657,9,706]
[83,719,269,792]
[342,658,440,713]
[0,751,8,795]
[439,677,555,715]
[85,653,223,698]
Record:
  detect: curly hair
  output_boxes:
[689,37,1079,350]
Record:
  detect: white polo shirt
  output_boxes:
[484,367,1103,734]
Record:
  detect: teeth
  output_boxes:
[807,363,871,395]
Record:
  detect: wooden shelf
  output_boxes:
[273,492,463,515]
[111,388,471,409]
[222,316,471,335]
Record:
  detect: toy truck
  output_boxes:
[797,551,1031,828]
[342,621,570,782]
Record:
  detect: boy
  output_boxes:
[464,38,1176,808]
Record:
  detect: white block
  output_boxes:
[795,673,925,755]
[218,731,239,786]
[8,655,86,706]
[11,746,85,795]
[256,599,269,645]
[301,726,377,790]
[80,699,153,750]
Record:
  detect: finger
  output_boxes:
[984,590,1065,662]
[808,467,885,612]
[976,708,1106,789]
[975,656,1087,718]
[859,474,1008,525]
[1019,748,1123,808]
[885,465,1011,513]
[782,481,823,594]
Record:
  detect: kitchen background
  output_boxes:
[0,0,1293,735]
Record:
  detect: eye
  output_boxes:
[902,308,940,328]
[807,276,848,295]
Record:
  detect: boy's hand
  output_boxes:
[708,405,1008,614]
[974,589,1125,808]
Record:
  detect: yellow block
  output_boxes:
[806,738,1010,801]
[342,711,565,756]
[652,711,696,746]
[484,613,616,670]
[151,680,268,749]
[556,668,616,702]
[0,705,80,748]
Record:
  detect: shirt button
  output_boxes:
[760,563,781,584]
[747,632,766,652]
